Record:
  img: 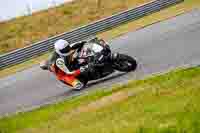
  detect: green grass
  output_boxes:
[0,83,125,133]
[1,66,200,133]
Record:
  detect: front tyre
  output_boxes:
[112,53,137,72]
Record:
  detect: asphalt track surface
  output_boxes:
[1,9,200,117]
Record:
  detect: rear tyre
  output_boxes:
[112,53,137,72]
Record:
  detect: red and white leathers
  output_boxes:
[49,61,84,90]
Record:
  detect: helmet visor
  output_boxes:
[60,45,71,54]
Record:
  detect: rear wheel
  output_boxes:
[112,53,137,72]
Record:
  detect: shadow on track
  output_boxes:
[86,72,127,88]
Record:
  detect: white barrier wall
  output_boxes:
[0,0,74,22]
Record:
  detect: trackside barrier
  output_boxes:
[0,0,183,69]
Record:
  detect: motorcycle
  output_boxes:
[40,38,137,90]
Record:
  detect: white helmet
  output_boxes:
[54,39,72,56]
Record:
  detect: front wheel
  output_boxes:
[112,53,137,72]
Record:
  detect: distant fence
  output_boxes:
[0,0,183,70]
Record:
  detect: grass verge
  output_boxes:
[0,0,199,78]
[0,66,200,132]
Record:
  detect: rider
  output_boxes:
[40,37,111,90]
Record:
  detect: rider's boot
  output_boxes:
[71,79,85,90]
